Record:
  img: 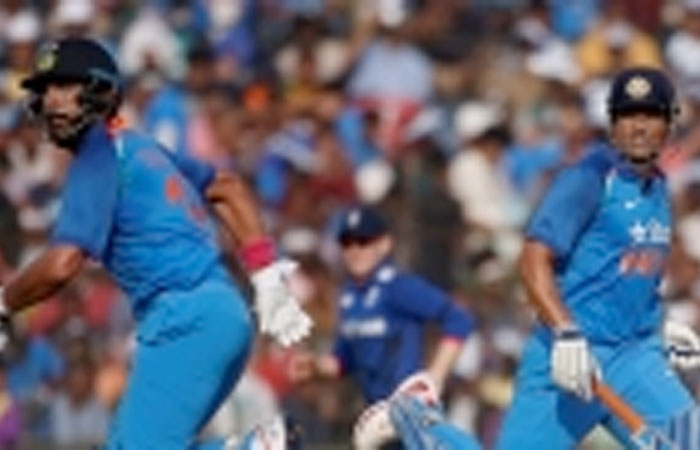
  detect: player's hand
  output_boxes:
[251,259,313,347]
[391,371,439,406]
[663,320,700,370]
[551,326,600,401]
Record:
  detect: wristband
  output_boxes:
[554,325,581,340]
[240,237,276,272]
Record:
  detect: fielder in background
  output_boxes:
[290,205,480,449]
[496,67,700,449]
[2,37,311,450]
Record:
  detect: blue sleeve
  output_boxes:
[526,163,604,258]
[169,151,216,194]
[388,275,474,339]
[51,123,119,260]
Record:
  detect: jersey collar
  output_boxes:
[599,142,665,187]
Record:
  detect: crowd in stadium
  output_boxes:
[1,0,700,448]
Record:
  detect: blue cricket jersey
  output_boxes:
[51,122,222,316]
[333,261,473,402]
[527,143,671,343]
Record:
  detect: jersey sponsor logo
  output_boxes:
[628,219,670,245]
[619,248,665,276]
[341,317,388,338]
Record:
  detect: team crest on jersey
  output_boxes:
[625,76,652,99]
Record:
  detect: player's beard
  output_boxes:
[44,111,92,150]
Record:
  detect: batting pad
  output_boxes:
[660,406,700,450]
[388,394,481,450]
[632,406,700,450]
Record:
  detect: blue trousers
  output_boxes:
[496,331,694,449]
[106,276,253,450]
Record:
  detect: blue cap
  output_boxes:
[22,38,121,92]
[337,206,388,241]
[607,67,677,118]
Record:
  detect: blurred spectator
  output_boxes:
[49,354,109,448]
[0,359,20,450]
[666,0,700,101]
[143,40,216,157]
[119,6,182,79]
[448,102,526,262]
[349,0,433,154]
[275,16,351,89]
[514,1,581,85]
[6,330,65,442]
[548,0,600,41]
[1,10,40,102]
[203,369,279,440]
[576,0,662,79]
[50,0,95,38]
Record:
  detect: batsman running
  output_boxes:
[496,67,700,449]
[2,37,312,449]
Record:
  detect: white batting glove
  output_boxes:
[663,320,700,370]
[551,326,600,402]
[251,260,313,347]
[353,400,396,450]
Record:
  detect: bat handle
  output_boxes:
[592,378,646,434]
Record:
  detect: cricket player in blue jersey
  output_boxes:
[0,37,313,450]
[496,67,700,449]
[290,206,480,449]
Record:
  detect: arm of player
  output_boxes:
[519,241,573,329]
[3,245,85,313]
[523,162,605,401]
[5,123,116,311]
[0,123,117,351]
[166,150,313,346]
[205,170,312,347]
[520,240,600,401]
[427,337,463,395]
[387,275,473,393]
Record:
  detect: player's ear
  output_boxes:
[378,235,394,256]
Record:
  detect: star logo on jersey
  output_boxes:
[629,220,647,243]
[625,76,652,100]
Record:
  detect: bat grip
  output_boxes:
[593,378,645,434]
